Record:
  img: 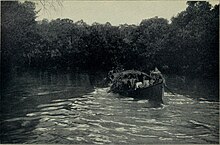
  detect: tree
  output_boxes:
[1,1,218,79]
[1,1,38,71]
[135,17,169,70]
[169,1,219,77]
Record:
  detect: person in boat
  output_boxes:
[135,75,152,89]
[127,79,132,89]
[135,74,145,89]
[138,74,144,83]
[126,74,136,90]
[135,81,143,90]
[150,67,161,76]
[122,74,130,89]
[142,76,150,87]
[150,67,164,84]
[134,73,152,89]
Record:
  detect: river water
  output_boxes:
[1,72,219,144]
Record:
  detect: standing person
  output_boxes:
[150,67,161,76]
[150,67,164,83]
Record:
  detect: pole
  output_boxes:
[164,85,175,95]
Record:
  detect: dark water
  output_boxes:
[1,72,219,144]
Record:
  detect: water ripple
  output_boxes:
[2,84,219,144]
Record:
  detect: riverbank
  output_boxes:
[165,75,219,102]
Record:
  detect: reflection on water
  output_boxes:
[0,72,219,144]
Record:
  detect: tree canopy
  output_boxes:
[1,1,219,79]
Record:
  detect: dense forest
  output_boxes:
[1,1,219,80]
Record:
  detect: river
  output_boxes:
[0,71,219,144]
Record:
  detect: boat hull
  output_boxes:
[111,82,164,103]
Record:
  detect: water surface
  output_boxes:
[1,72,219,144]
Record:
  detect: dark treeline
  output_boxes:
[1,1,219,79]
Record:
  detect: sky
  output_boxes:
[35,1,219,26]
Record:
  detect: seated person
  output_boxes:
[135,81,143,90]
[143,76,150,87]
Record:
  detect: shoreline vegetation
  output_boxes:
[1,1,219,100]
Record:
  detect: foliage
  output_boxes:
[169,1,219,77]
[1,1,38,71]
[1,1,219,79]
